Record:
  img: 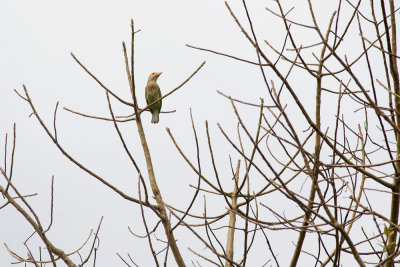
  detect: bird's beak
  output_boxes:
[156,72,163,77]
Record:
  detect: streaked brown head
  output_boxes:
[147,72,162,82]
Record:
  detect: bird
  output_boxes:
[145,72,163,123]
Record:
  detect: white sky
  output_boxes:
[0,0,384,266]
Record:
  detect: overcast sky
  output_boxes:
[0,1,368,266]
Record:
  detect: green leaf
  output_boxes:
[384,225,390,237]
[385,242,395,250]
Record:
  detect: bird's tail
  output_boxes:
[151,111,160,123]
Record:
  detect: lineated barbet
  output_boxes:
[145,72,162,123]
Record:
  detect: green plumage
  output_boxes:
[145,72,162,123]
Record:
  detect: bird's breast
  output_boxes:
[146,82,159,95]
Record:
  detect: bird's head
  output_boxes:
[148,72,162,82]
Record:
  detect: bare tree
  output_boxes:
[2,0,400,266]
